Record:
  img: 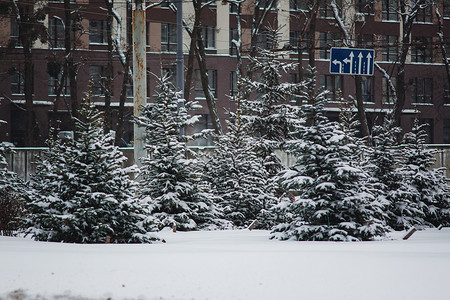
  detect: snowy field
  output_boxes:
[1,228,450,300]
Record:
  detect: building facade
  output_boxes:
[0,0,449,146]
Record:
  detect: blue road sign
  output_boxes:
[329,47,374,76]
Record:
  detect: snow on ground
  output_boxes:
[1,228,450,300]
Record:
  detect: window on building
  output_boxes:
[230,71,238,96]
[230,28,239,55]
[11,66,27,95]
[10,17,21,47]
[201,26,216,49]
[414,1,432,23]
[146,22,150,46]
[290,31,310,51]
[256,29,270,50]
[161,23,177,52]
[289,73,300,103]
[355,0,373,15]
[444,38,450,59]
[444,0,450,18]
[89,20,107,44]
[230,2,239,13]
[193,114,214,146]
[382,76,396,104]
[194,69,217,99]
[411,36,432,63]
[382,0,398,21]
[48,17,66,48]
[359,34,374,48]
[89,65,106,96]
[444,80,450,104]
[320,75,343,101]
[319,32,341,59]
[382,35,398,61]
[48,73,70,96]
[290,0,308,10]
[444,119,450,143]
[411,77,433,104]
[320,0,341,18]
[360,76,374,102]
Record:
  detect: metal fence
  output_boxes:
[5,146,450,181]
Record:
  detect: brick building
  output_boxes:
[0,0,449,146]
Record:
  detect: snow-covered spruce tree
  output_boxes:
[205,107,279,228]
[136,74,224,231]
[240,26,303,176]
[0,122,29,235]
[387,120,450,229]
[23,100,161,243]
[271,68,389,241]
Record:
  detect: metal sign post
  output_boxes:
[330,47,375,76]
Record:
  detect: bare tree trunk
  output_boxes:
[64,0,78,122]
[183,11,199,102]
[23,40,35,146]
[115,49,131,146]
[104,0,114,133]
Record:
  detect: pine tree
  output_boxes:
[240,27,303,176]
[271,69,389,241]
[205,111,279,228]
[136,74,224,231]
[23,100,161,243]
[0,122,29,235]
[387,120,450,229]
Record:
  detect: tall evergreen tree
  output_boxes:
[22,100,161,243]
[205,110,279,228]
[387,120,450,229]
[136,75,224,231]
[271,69,389,241]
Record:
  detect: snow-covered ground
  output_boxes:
[1,228,449,300]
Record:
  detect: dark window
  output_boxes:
[230,28,238,55]
[355,0,373,15]
[10,66,34,95]
[201,26,216,49]
[382,76,396,104]
[194,69,217,99]
[361,76,374,103]
[382,35,398,61]
[444,0,450,18]
[256,30,270,50]
[230,2,239,13]
[230,71,238,96]
[161,23,177,52]
[290,30,309,51]
[48,17,65,48]
[10,17,21,47]
[319,32,341,59]
[89,65,106,96]
[411,36,432,63]
[290,73,300,103]
[444,80,450,105]
[48,72,70,96]
[411,77,433,104]
[89,20,107,44]
[443,119,450,143]
[290,0,308,10]
[414,1,432,23]
[320,75,343,101]
[320,0,342,18]
[382,0,398,21]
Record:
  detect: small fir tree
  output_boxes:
[23,99,161,243]
[0,122,29,235]
[271,69,389,241]
[136,74,224,231]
